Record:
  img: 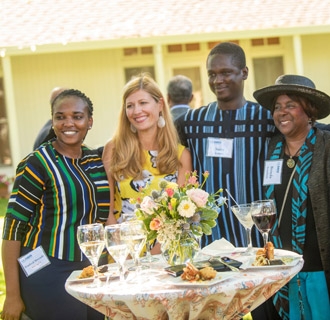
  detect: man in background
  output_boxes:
[167,75,193,122]
[32,86,67,150]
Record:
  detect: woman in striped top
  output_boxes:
[1,89,110,320]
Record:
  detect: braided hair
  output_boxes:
[40,89,93,144]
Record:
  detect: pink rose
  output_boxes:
[186,188,209,207]
[165,187,175,197]
[140,196,157,215]
[188,175,198,185]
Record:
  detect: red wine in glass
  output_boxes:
[251,200,276,247]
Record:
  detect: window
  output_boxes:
[125,67,155,82]
[0,78,11,165]
[167,43,201,53]
[251,37,280,46]
[123,47,153,56]
[253,57,284,90]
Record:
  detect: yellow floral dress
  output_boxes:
[114,145,185,221]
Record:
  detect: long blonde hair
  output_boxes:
[110,73,181,181]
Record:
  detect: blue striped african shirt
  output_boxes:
[176,101,275,247]
[2,141,110,262]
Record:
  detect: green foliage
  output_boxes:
[0,198,8,218]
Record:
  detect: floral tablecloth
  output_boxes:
[65,253,303,320]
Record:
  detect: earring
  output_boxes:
[88,126,92,129]
[130,123,137,133]
[157,115,166,128]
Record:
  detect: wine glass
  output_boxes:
[104,224,129,284]
[123,213,159,264]
[77,223,105,287]
[122,213,158,263]
[230,203,254,253]
[121,213,136,223]
[250,199,276,247]
[120,220,148,272]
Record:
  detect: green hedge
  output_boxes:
[0,198,8,218]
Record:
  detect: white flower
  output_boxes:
[140,196,157,215]
[177,198,197,218]
[217,196,227,206]
[186,188,209,207]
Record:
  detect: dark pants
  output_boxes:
[20,247,104,320]
[251,297,282,320]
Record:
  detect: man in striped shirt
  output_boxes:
[176,42,276,249]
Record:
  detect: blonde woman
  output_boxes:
[103,74,192,239]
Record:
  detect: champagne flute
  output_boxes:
[104,224,129,284]
[250,199,276,247]
[120,220,148,272]
[122,213,158,263]
[121,213,136,223]
[140,240,159,263]
[77,223,105,287]
[230,203,254,253]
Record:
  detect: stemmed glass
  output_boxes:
[77,223,105,287]
[120,220,148,273]
[121,213,159,263]
[140,241,159,263]
[121,213,158,263]
[230,203,254,253]
[250,199,276,247]
[104,224,129,284]
[121,213,136,223]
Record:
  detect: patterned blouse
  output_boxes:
[114,145,185,220]
[2,140,110,262]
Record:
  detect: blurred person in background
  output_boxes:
[167,75,193,122]
[33,86,68,150]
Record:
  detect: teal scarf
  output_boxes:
[265,128,316,319]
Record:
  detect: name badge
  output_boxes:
[206,138,233,158]
[263,160,283,185]
[18,246,51,277]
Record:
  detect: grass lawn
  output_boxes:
[0,197,8,218]
[0,197,8,310]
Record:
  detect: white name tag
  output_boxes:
[263,160,283,185]
[18,246,51,277]
[206,138,233,158]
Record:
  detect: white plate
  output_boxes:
[162,271,234,287]
[240,249,303,270]
[67,264,120,283]
[201,247,247,257]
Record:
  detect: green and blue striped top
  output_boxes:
[2,141,110,262]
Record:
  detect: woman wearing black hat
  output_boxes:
[253,75,330,320]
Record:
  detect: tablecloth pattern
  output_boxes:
[66,258,303,320]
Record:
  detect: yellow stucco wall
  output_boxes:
[2,34,330,173]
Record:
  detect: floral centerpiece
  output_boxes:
[133,171,226,265]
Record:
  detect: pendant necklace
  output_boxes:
[286,144,301,169]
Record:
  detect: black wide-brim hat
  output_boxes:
[253,74,330,119]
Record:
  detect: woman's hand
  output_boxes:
[1,295,25,320]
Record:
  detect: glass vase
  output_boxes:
[161,230,200,266]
